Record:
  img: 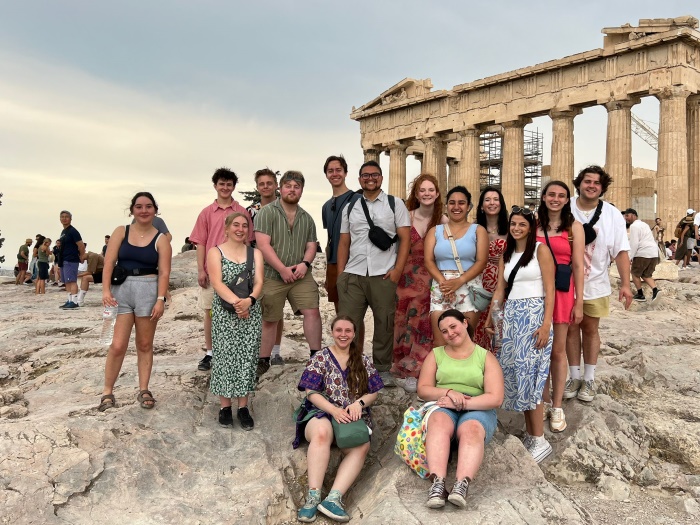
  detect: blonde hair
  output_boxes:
[224,212,248,228]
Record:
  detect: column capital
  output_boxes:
[687,93,700,106]
[383,141,409,151]
[652,86,692,101]
[499,117,532,129]
[549,107,583,120]
[447,158,459,167]
[418,132,447,142]
[456,127,482,138]
[603,97,640,112]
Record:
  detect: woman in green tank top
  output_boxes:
[417,309,504,511]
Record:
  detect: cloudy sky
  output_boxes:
[1,0,696,266]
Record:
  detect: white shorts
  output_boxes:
[429,271,482,314]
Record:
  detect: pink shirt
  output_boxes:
[189,199,254,273]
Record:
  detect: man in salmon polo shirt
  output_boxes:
[190,167,254,371]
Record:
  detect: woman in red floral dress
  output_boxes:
[392,174,446,392]
[473,187,508,353]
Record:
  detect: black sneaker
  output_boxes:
[198,354,212,371]
[652,289,661,302]
[634,292,646,302]
[256,358,270,380]
[218,406,233,427]
[237,407,254,430]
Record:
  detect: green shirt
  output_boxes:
[254,198,317,282]
[434,344,487,397]
[18,244,29,264]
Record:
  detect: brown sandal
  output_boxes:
[137,390,156,409]
[98,394,116,412]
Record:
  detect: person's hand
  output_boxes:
[165,290,172,308]
[237,309,250,320]
[102,292,118,308]
[293,263,308,280]
[484,322,494,336]
[619,285,633,310]
[150,299,165,321]
[197,269,209,288]
[533,323,551,349]
[233,297,251,315]
[383,268,402,284]
[332,406,352,424]
[345,402,363,421]
[572,301,584,325]
[279,266,297,284]
[439,277,462,296]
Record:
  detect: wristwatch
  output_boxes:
[358,399,366,407]
[249,296,257,306]
[302,260,311,269]
[157,296,167,303]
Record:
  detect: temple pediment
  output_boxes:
[352,78,434,113]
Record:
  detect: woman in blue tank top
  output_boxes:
[98,192,172,412]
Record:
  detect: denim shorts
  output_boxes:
[432,407,498,444]
[113,275,158,317]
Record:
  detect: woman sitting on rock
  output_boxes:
[417,309,504,509]
[99,192,172,411]
[207,212,263,430]
[294,315,384,523]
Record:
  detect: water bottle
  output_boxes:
[99,305,118,346]
[490,300,504,351]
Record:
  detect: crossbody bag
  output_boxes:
[543,228,572,292]
[444,224,492,311]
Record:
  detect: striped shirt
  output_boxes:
[255,198,318,281]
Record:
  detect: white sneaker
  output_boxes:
[549,407,567,432]
[395,376,418,393]
[528,436,553,463]
[77,301,85,307]
[542,401,552,421]
[577,380,596,402]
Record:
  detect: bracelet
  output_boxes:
[445,389,452,397]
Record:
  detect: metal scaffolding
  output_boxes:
[478,128,543,205]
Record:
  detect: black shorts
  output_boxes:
[92,271,103,284]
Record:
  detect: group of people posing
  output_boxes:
[93,158,635,521]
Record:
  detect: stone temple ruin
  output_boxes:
[350,16,700,231]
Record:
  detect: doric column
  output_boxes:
[455,128,481,195]
[656,87,690,232]
[386,142,408,199]
[413,153,423,170]
[549,108,581,187]
[501,118,531,208]
[604,98,639,210]
[363,148,381,163]
[447,158,459,192]
[422,134,448,195]
[688,95,700,213]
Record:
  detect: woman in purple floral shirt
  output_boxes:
[294,316,384,522]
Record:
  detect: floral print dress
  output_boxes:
[473,238,507,353]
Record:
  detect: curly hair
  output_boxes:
[573,165,613,196]
[405,174,444,231]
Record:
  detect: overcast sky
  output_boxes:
[1,0,697,266]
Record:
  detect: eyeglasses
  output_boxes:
[360,172,382,180]
[511,206,534,216]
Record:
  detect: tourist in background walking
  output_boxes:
[624,208,661,302]
[35,237,51,295]
[674,209,695,270]
[57,211,86,309]
[16,238,31,285]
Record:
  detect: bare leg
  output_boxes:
[632,275,643,292]
[237,395,249,408]
[425,412,455,478]
[260,320,277,358]
[642,276,656,290]
[220,396,232,408]
[580,315,601,366]
[331,442,370,494]
[566,323,582,367]
[203,310,212,350]
[133,316,157,392]
[304,417,333,489]
[66,281,78,295]
[275,319,283,345]
[550,324,568,408]
[455,420,486,480]
[300,308,322,350]
[525,405,544,436]
[430,310,446,347]
[103,314,135,395]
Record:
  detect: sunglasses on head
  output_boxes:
[511,206,533,216]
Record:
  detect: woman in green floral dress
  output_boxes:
[207,212,263,430]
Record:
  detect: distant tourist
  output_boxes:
[665,241,673,259]
[392,173,446,392]
[207,212,263,430]
[336,160,411,387]
[247,168,285,365]
[35,237,51,294]
[294,316,383,523]
[29,234,43,283]
[568,166,632,403]
[102,235,110,256]
[418,309,503,510]
[57,210,86,309]
[624,208,661,302]
[16,238,31,285]
[189,168,254,372]
[674,209,696,270]
[652,218,665,254]
[472,186,508,353]
[98,192,172,411]
[424,186,488,345]
[180,237,195,253]
[536,181,584,433]
[255,170,321,377]
[51,239,62,285]
[77,251,105,306]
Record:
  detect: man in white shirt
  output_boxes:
[623,208,660,302]
[336,160,411,386]
[566,166,632,402]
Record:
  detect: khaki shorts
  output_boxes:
[197,285,215,311]
[583,296,610,318]
[261,271,319,322]
[631,256,659,279]
[326,263,339,303]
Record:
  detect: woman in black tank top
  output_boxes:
[98,192,172,412]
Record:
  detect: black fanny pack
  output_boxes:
[582,201,604,245]
[111,266,157,285]
[360,197,397,251]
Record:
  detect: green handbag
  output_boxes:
[331,418,370,449]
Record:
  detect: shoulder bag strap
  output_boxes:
[542,228,559,266]
[504,257,524,300]
[588,200,604,227]
[359,197,375,228]
[246,246,254,272]
[443,224,464,274]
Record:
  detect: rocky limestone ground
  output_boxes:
[0,250,698,524]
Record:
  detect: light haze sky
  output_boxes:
[1,1,697,267]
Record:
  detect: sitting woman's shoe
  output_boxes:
[317,489,350,522]
[426,476,447,508]
[297,489,321,523]
[447,477,470,508]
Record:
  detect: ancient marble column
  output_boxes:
[387,142,408,199]
[422,134,448,195]
[549,108,581,186]
[656,87,690,232]
[456,128,481,195]
[447,159,458,192]
[688,94,700,213]
[604,98,638,210]
[363,148,381,163]
[501,118,531,208]
[413,153,423,171]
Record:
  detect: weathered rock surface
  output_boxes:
[1,254,698,524]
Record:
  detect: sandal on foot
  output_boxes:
[98,394,115,412]
[137,390,156,409]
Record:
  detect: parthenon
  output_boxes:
[350,16,700,232]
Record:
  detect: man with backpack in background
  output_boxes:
[673,209,695,270]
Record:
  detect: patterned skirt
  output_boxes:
[498,297,552,411]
